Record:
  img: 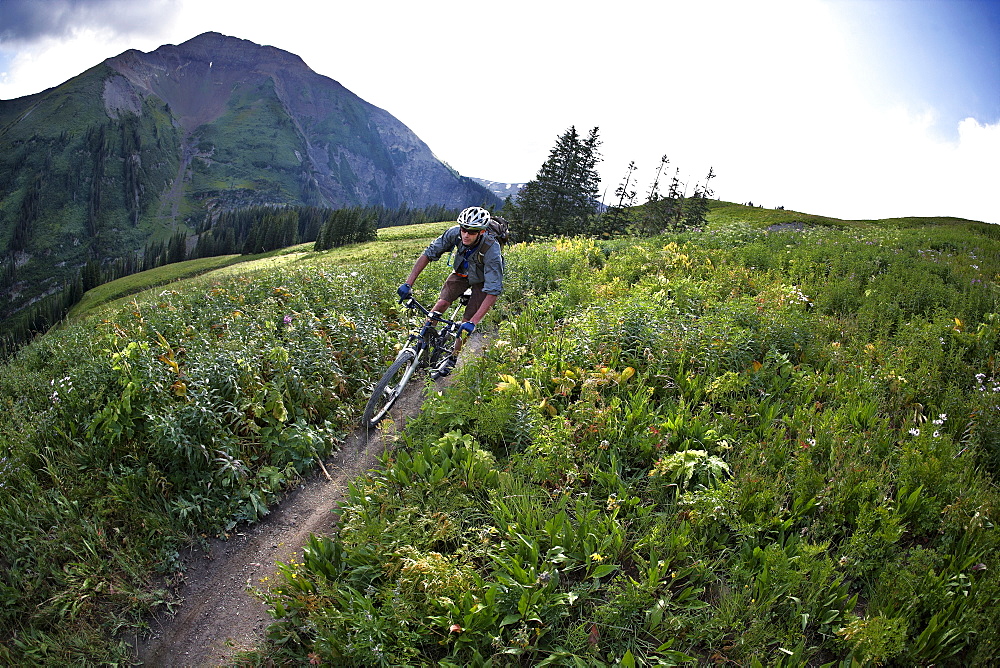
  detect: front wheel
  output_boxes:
[363,348,418,428]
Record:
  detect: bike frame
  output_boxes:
[400,295,464,361]
[362,291,469,428]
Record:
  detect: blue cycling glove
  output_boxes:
[459,321,476,336]
[397,283,412,300]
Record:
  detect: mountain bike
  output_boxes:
[362,290,471,428]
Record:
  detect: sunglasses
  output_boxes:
[460,226,482,234]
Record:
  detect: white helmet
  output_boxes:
[457,207,491,231]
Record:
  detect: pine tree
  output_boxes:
[601,161,638,236]
[681,167,716,231]
[646,155,669,203]
[639,155,671,235]
[167,230,187,264]
[513,126,603,240]
[641,164,685,234]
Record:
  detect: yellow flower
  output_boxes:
[590,553,604,562]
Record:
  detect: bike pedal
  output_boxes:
[433,356,457,378]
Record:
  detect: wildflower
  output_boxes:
[590,553,604,562]
[450,624,463,633]
[933,431,941,438]
[283,315,293,324]
[909,428,920,436]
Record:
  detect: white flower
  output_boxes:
[909,428,920,436]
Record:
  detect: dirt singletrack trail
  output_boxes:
[132,334,485,666]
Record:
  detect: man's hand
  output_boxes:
[459,321,475,336]
[397,283,412,300]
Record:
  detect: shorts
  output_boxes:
[439,272,487,322]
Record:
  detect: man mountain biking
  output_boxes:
[397,206,504,376]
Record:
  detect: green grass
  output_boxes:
[706,199,849,228]
[66,229,442,323]
[2,213,999,665]
[65,245,317,320]
[376,220,455,241]
[256,216,1000,667]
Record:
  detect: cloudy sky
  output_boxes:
[1,0,997,223]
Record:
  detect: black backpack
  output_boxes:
[474,215,510,266]
[485,214,510,247]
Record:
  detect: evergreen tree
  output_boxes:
[646,155,669,203]
[81,259,103,292]
[10,172,42,253]
[601,160,638,236]
[513,126,602,240]
[642,165,686,234]
[665,168,686,231]
[639,155,672,235]
[681,167,716,231]
[167,231,187,264]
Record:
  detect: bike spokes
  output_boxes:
[363,348,418,427]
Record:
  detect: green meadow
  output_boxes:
[1,206,998,665]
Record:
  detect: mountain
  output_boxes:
[0,32,499,323]
[470,177,525,203]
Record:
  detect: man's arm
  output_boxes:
[404,254,431,287]
[480,242,504,297]
[468,293,497,325]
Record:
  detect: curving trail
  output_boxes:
[132,334,483,666]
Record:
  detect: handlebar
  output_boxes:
[400,295,459,330]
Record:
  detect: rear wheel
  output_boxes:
[363,348,418,427]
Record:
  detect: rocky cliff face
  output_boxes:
[103,31,492,211]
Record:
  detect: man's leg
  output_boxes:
[461,285,487,323]
[449,285,486,358]
[435,273,471,315]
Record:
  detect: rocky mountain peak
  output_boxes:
[105,32,317,131]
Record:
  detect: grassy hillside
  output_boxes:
[62,223,448,322]
[1,209,999,664]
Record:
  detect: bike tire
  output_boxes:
[363,348,419,427]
